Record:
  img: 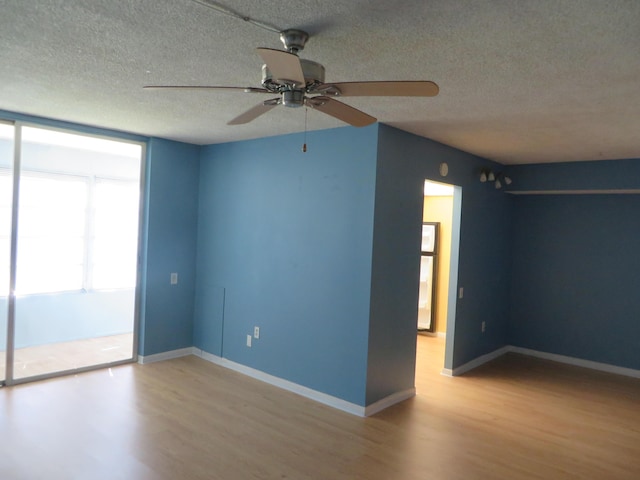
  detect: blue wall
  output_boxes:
[509,194,640,369]
[139,138,200,356]
[9,107,639,409]
[507,158,640,369]
[194,124,515,407]
[505,158,640,192]
[370,125,512,399]
[194,127,379,405]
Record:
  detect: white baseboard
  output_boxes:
[440,344,640,380]
[508,346,640,379]
[138,347,196,364]
[138,347,415,416]
[192,349,415,417]
[193,348,369,416]
[137,343,639,416]
[447,345,511,376]
[364,388,416,416]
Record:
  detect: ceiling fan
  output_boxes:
[144,29,439,127]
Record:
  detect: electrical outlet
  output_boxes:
[481,321,486,333]
[246,334,252,347]
[459,287,464,299]
[170,272,178,285]
[254,326,260,339]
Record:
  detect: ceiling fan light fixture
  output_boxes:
[282,90,305,107]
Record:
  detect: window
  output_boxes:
[0,125,142,296]
[6,172,140,295]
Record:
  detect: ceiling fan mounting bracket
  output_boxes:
[279,29,309,54]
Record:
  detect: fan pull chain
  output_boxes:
[302,107,308,153]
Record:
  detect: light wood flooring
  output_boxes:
[0,333,133,381]
[1,335,639,479]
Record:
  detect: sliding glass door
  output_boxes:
[0,122,15,383]
[2,123,143,384]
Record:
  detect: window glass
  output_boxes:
[15,174,87,294]
[0,124,14,296]
[92,179,140,289]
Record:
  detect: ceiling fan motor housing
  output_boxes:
[261,59,326,107]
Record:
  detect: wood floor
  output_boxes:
[1,335,639,479]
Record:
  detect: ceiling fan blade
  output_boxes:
[306,96,376,127]
[144,85,269,93]
[320,81,439,97]
[256,48,305,86]
[227,98,281,125]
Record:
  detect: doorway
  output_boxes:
[1,122,144,385]
[416,179,460,373]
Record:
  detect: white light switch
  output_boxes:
[246,335,252,347]
[170,272,178,285]
[459,287,464,299]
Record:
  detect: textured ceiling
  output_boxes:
[1,0,639,165]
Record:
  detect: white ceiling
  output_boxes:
[1,0,639,165]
